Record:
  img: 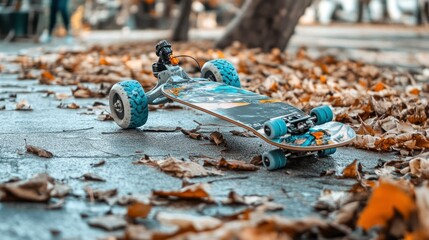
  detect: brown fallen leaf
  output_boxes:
[124,225,153,240]
[155,157,221,178]
[152,183,213,202]
[338,159,361,179]
[223,191,272,206]
[88,215,126,231]
[25,140,53,158]
[82,173,106,182]
[0,173,54,202]
[91,159,106,167]
[157,212,222,232]
[97,111,113,121]
[357,179,416,231]
[127,201,152,219]
[50,183,71,198]
[204,158,259,171]
[15,99,32,111]
[210,131,227,146]
[39,70,56,84]
[57,102,80,109]
[72,85,108,98]
[250,155,262,166]
[84,187,117,203]
[230,130,256,138]
[409,157,429,179]
[55,93,70,100]
[313,189,348,212]
[46,199,65,210]
[180,127,207,140]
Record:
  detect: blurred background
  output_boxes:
[0,0,428,42]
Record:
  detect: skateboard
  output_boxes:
[108,40,356,170]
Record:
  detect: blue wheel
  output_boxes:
[310,105,334,125]
[262,149,287,170]
[201,59,241,88]
[109,80,149,129]
[263,118,288,139]
[318,148,337,157]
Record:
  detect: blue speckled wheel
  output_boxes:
[109,80,149,129]
[263,118,288,139]
[262,149,287,171]
[201,59,241,88]
[310,105,334,125]
[318,148,337,157]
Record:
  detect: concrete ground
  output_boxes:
[0,25,412,240]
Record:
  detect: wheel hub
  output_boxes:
[263,157,270,167]
[204,71,216,82]
[112,93,125,120]
[264,126,271,136]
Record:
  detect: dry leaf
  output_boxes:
[223,191,272,206]
[250,155,262,166]
[97,111,113,121]
[180,127,206,140]
[204,158,259,171]
[313,189,348,212]
[39,70,56,84]
[0,174,54,202]
[127,201,151,219]
[91,159,106,167]
[84,187,117,203]
[157,212,222,232]
[57,102,80,109]
[230,130,256,138]
[210,131,227,146]
[15,99,32,111]
[82,173,106,182]
[409,158,429,179]
[88,215,126,231]
[339,159,360,179]
[26,142,53,158]
[50,183,71,198]
[156,157,220,178]
[55,93,70,100]
[46,199,65,210]
[152,183,212,202]
[357,179,416,231]
[72,85,108,98]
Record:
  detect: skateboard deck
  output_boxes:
[162,80,356,151]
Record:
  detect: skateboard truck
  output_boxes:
[146,40,192,105]
[263,106,334,139]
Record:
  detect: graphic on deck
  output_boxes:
[163,81,356,150]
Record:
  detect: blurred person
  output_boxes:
[46,0,73,43]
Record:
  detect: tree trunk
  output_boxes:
[216,0,312,52]
[171,0,193,41]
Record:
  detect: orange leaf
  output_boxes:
[152,183,212,201]
[372,82,386,92]
[127,201,151,219]
[408,88,420,95]
[99,57,109,65]
[340,159,360,179]
[216,50,225,59]
[320,75,327,84]
[357,180,416,230]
